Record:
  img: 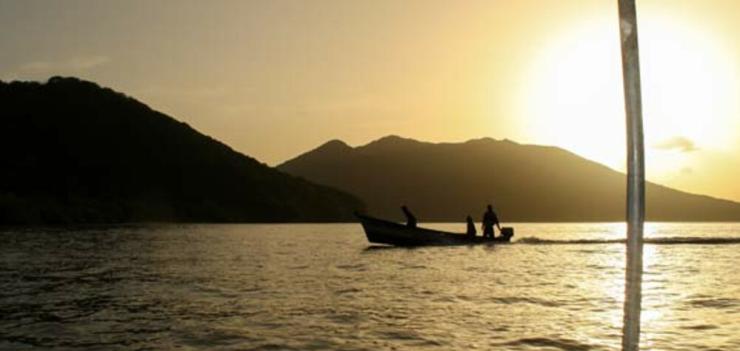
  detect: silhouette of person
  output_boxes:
[482,204,500,239]
[401,205,417,228]
[466,215,476,236]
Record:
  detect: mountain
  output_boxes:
[0,77,363,224]
[279,135,740,222]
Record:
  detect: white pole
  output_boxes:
[617,0,645,350]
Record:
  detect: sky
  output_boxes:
[1,0,739,202]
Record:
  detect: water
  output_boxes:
[2,223,740,350]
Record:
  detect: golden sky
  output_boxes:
[1,0,739,201]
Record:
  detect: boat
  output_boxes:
[356,213,514,246]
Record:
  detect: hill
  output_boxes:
[0,77,363,224]
[278,135,740,222]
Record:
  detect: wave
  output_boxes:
[496,337,595,351]
[516,236,740,245]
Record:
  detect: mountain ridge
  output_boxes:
[279,136,740,222]
[0,77,364,224]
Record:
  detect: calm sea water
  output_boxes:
[2,223,740,350]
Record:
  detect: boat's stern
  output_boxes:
[501,227,515,241]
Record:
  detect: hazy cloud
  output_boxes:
[18,56,110,74]
[135,85,226,100]
[653,136,698,152]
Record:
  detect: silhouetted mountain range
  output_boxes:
[279,135,740,222]
[0,77,363,224]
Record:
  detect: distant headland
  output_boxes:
[0,77,363,224]
[279,136,740,222]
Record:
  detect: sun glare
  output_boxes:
[517,12,739,175]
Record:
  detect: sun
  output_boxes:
[516,11,739,175]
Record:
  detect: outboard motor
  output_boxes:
[500,227,514,240]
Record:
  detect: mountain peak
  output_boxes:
[465,137,497,144]
[277,139,354,168]
[318,139,352,151]
[46,76,111,94]
[375,134,417,143]
[361,135,424,150]
[378,134,409,142]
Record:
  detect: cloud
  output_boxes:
[18,55,110,74]
[18,61,53,73]
[136,85,225,98]
[67,56,110,70]
[653,136,698,152]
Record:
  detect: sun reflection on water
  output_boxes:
[2,223,740,349]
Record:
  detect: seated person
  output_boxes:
[466,215,476,236]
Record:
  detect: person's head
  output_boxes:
[402,205,408,211]
[487,204,493,211]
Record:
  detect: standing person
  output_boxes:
[481,204,501,238]
[401,205,417,228]
[466,215,477,237]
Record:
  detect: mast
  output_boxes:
[617,0,646,350]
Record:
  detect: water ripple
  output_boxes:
[2,223,740,349]
[497,336,596,350]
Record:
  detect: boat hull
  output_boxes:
[356,213,513,246]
